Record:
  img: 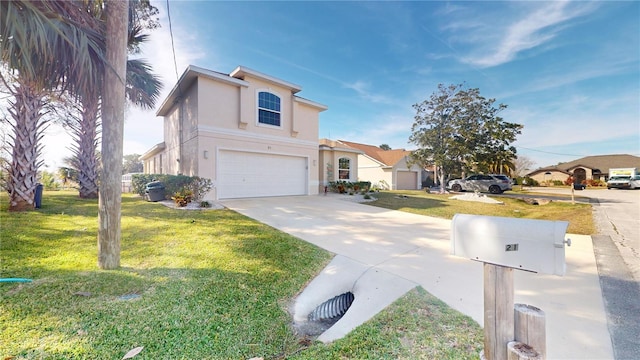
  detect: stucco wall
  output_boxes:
[318,149,359,191]
[529,170,569,184]
[357,156,392,189]
[187,72,322,200]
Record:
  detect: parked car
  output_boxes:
[607,175,640,189]
[447,174,513,194]
[573,183,586,190]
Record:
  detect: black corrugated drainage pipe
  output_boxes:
[290,255,416,342]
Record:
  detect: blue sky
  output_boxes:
[39,0,639,171]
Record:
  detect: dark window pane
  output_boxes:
[259,109,280,126]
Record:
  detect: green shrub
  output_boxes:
[515,176,539,187]
[328,180,371,194]
[132,174,212,200]
[190,177,213,201]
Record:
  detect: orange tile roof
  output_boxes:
[338,140,411,167]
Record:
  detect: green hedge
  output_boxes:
[131,174,212,201]
[328,180,372,193]
[514,176,539,187]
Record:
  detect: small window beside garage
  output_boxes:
[338,157,351,180]
[258,91,281,127]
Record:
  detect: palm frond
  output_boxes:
[126,58,162,109]
[0,0,106,97]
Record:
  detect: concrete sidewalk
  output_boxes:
[222,195,613,360]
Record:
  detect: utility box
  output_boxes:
[451,214,569,276]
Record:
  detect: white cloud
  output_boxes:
[342,80,394,104]
[455,1,598,68]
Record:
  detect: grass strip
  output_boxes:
[366,190,595,234]
[1,191,483,359]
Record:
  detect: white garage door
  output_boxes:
[396,171,418,190]
[218,151,307,199]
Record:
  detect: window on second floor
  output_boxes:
[338,157,351,180]
[258,91,281,127]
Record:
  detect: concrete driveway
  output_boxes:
[222,195,613,359]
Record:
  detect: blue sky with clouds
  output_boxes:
[38,0,639,171]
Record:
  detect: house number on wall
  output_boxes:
[505,244,519,251]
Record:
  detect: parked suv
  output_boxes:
[447,174,512,194]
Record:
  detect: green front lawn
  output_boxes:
[1,191,482,359]
[366,190,595,235]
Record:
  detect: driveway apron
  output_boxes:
[222,195,613,360]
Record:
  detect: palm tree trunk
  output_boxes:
[98,0,128,270]
[75,98,100,199]
[6,79,46,211]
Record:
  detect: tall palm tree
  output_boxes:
[0,0,104,210]
[71,13,161,199]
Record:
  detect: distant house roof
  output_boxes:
[338,140,412,167]
[527,167,572,177]
[528,154,640,176]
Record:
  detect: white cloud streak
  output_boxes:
[455,1,598,68]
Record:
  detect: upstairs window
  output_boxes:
[258,91,281,127]
[339,157,351,180]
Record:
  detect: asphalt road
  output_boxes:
[529,187,640,360]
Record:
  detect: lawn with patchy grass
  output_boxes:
[366,190,595,235]
[1,191,483,359]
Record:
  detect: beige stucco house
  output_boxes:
[334,140,423,190]
[527,154,640,184]
[318,139,364,189]
[140,65,327,200]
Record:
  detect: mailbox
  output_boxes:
[451,214,569,276]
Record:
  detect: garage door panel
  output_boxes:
[397,171,417,190]
[219,151,307,199]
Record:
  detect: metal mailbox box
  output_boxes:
[451,214,569,276]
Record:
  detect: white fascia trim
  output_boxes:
[319,146,363,155]
[230,66,302,93]
[193,65,250,88]
[294,96,328,111]
[197,125,318,148]
[139,142,166,160]
[157,65,249,116]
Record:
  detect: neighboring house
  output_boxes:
[527,154,640,184]
[139,65,327,200]
[336,140,423,190]
[318,139,364,190]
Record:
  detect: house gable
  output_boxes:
[336,140,421,190]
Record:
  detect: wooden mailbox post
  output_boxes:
[451,214,570,360]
